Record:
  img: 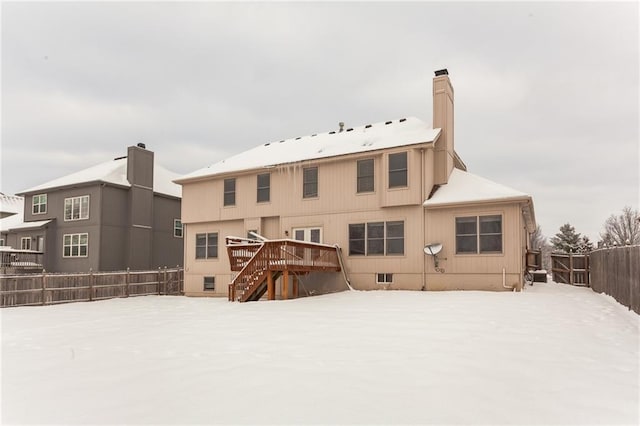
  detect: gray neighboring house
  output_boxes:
[3,144,183,273]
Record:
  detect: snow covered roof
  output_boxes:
[0,195,25,232]
[424,168,532,207]
[4,219,53,232]
[177,117,441,182]
[18,158,182,198]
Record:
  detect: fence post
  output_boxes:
[163,266,168,295]
[42,269,47,306]
[158,267,162,295]
[126,268,130,297]
[89,268,94,302]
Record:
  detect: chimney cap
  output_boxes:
[137,142,146,149]
[434,69,449,76]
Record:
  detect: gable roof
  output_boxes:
[424,168,532,207]
[18,158,182,198]
[176,117,441,183]
[0,194,25,232]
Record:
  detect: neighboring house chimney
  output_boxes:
[126,145,154,270]
[433,69,455,185]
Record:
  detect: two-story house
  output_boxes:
[4,144,183,273]
[176,70,536,298]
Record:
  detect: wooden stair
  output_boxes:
[226,237,341,302]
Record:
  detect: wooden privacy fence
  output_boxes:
[551,253,590,286]
[0,267,183,308]
[590,246,640,314]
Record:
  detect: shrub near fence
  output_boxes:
[0,267,183,308]
[590,246,640,314]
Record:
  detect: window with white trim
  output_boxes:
[204,276,215,291]
[195,232,218,259]
[293,227,322,243]
[32,194,47,215]
[63,233,88,257]
[174,219,183,238]
[456,215,503,254]
[64,195,90,221]
[376,273,393,284]
[0,238,5,246]
[21,237,31,250]
[349,221,404,256]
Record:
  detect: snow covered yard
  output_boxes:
[1,282,638,425]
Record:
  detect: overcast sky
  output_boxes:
[1,1,638,242]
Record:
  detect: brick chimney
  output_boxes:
[433,69,455,185]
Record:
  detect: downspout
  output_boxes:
[502,267,515,291]
[420,148,426,291]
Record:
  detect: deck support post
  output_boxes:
[292,275,299,299]
[282,270,289,300]
[267,272,275,300]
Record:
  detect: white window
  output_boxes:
[204,276,215,291]
[293,227,322,243]
[456,215,503,254]
[388,152,408,188]
[63,233,88,257]
[32,194,47,215]
[21,237,31,250]
[376,273,393,284]
[174,219,183,238]
[349,221,404,256]
[0,238,5,246]
[64,195,90,221]
[195,233,218,259]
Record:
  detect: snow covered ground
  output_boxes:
[1,282,638,425]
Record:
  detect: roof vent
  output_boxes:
[385,121,392,125]
[346,128,353,132]
[295,137,301,140]
[399,118,407,123]
[137,142,146,149]
[329,131,336,135]
[434,69,449,76]
[365,124,372,129]
[339,122,345,132]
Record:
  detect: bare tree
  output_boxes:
[599,206,640,246]
[529,225,547,250]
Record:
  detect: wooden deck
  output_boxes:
[226,237,341,302]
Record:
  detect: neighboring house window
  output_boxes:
[0,238,4,246]
[303,167,318,198]
[357,159,374,193]
[64,195,90,221]
[63,233,88,257]
[257,173,270,203]
[195,232,218,259]
[21,237,31,250]
[204,276,215,291]
[32,194,47,215]
[224,178,236,206]
[376,273,393,284]
[174,219,183,238]
[456,215,503,254]
[388,152,408,188]
[349,221,404,256]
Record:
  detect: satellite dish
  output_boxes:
[424,243,443,256]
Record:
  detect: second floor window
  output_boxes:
[32,194,47,214]
[224,178,236,206]
[357,159,374,193]
[64,195,89,221]
[196,232,218,259]
[303,167,318,198]
[257,173,270,203]
[388,152,408,188]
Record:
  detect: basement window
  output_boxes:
[204,276,215,291]
[376,273,393,284]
